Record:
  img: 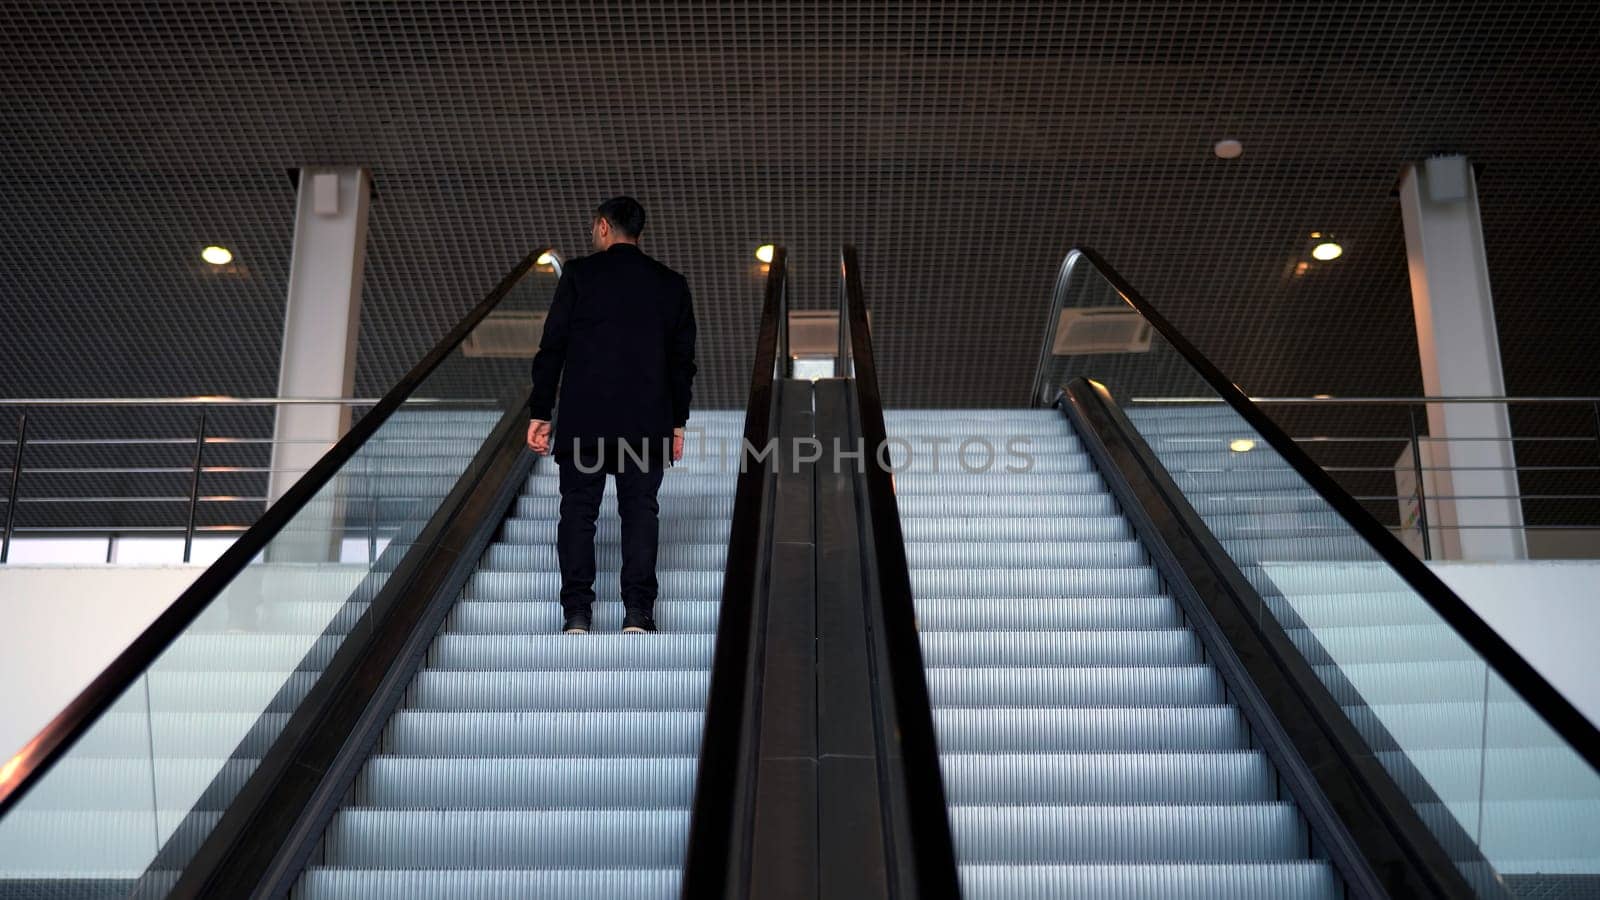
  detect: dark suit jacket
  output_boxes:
[529,243,698,446]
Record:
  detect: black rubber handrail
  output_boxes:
[0,247,551,816]
[839,245,963,898]
[1035,246,1600,776]
[682,246,788,898]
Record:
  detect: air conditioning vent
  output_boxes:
[1051,308,1153,355]
[463,311,546,358]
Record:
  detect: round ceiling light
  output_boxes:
[1312,242,1344,261]
[1213,139,1244,160]
[536,251,556,266]
[201,246,233,265]
[1229,438,1256,453]
[755,244,775,264]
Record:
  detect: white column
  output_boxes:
[266,166,372,562]
[1399,155,1527,560]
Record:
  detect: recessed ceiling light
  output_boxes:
[201,246,233,265]
[1229,438,1256,453]
[1310,231,1322,239]
[1312,242,1344,261]
[1313,393,1333,399]
[755,244,775,264]
[1213,139,1244,160]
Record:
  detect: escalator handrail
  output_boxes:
[681,246,788,897]
[839,245,963,897]
[0,247,553,815]
[1036,246,1600,775]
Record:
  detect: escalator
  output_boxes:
[837,245,1600,899]
[0,247,788,900]
[883,407,1339,898]
[294,411,741,898]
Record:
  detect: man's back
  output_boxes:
[529,242,697,448]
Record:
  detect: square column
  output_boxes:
[1399,156,1526,560]
[266,167,372,561]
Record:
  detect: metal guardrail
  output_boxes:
[1124,394,1600,558]
[0,397,497,563]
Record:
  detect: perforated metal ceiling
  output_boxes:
[2,3,1597,413]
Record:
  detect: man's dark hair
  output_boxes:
[595,196,646,239]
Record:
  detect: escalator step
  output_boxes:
[425,634,715,671]
[321,809,690,868]
[957,862,1339,900]
[948,803,1307,862]
[930,706,1250,753]
[383,710,704,758]
[925,666,1224,708]
[296,867,679,900]
[941,752,1277,804]
[406,670,711,711]
[354,756,698,808]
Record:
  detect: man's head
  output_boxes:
[591,196,646,250]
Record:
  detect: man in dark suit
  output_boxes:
[525,197,697,634]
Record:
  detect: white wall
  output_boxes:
[0,565,203,760]
[1429,560,1600,728]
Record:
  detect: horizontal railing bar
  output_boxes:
[18,496,270,504]
[0,397,496,406]
[1130,395,1600,405]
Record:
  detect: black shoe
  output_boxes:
[563,611,591,634]
[621,608,658,634]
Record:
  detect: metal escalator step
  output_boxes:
[426,634,715,671]
[405,670,710,711]
[354,756,698,808]
[911,567,1164,598]
[501,517,730,544]
[479,542,727,572]
[898,493,1119,518]
[444,600,720,634]
[321,809,690,868]
[464,570,725,601]
[383,711,704,757]
[902,516,1133,543]
[957,862,1340,900]
[906,540,1146,569]
[941,752,1277,804]
[295,868,680,900]
[515,495,734,520]
[925,666,1224,708]
[913,596,1182,631]
[920,629,1203,668]
[523,473,733,497]
[894,473,1107,495]
[888,452,1093,474]
[948,802,1307,862]
[930,707,1250,753]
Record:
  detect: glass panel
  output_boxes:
[1040,251,1600,895]
[0,256,557,893]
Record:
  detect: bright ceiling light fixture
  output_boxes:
[536,251,554,266]
[1213,139,1244,160]
[1229,438,1256,453]
[1312,242,1344,261]
[201,245,233,265]
[755,244,775,264]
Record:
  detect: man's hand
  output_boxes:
[672,427,685,462]
[527,419,552,455]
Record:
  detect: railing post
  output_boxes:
[183,407,208,563]
[1407,405,1432,560]
[2,410,26,563]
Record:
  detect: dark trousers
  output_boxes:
[556,446,666,615]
